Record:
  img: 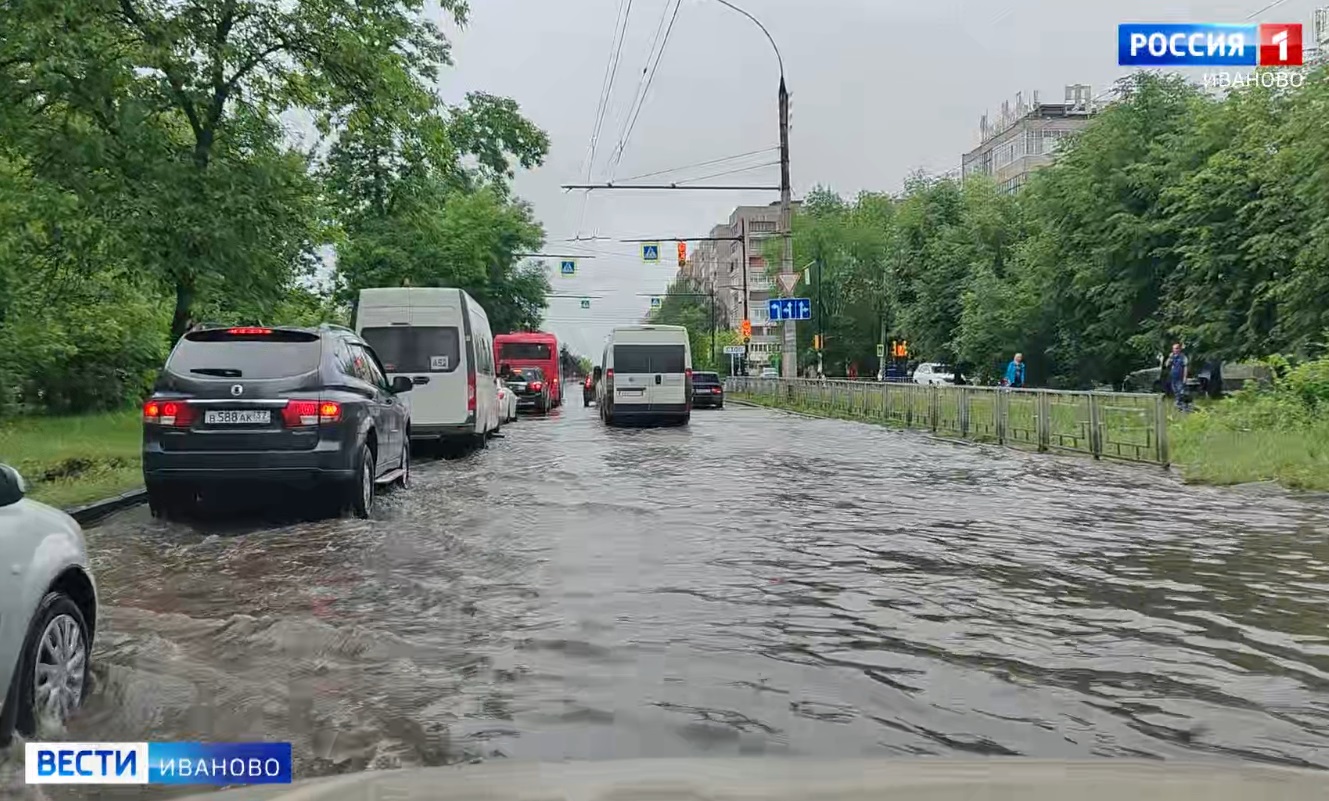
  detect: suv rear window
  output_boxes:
[614,344,686,374]
[519,368,545,380]
[360,326,461,373]
[168,329,322,379]
[693,372,720,383]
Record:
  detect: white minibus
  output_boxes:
[595,325,691,426]
[355,288,499,448]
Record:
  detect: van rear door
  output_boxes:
[359,323,464,426]
[612,344,686,409]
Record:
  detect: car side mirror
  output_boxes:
[391,375,414,393]
[0,464,27,507]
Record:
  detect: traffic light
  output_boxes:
[740,319,751,340]
[677,241,687,267]
[813,334,823,351]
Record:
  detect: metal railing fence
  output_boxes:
[726,377,1169,465]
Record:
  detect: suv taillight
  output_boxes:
[467,371,476,411]
[282,399,340,427]
[143,399,196,427]
[529,381,543,392]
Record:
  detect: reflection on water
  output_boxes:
[25,404,1329,797]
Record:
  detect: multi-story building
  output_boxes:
[688,202,802,368]
[962,85,1097,194]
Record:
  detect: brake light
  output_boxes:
[585,377,593,388]
[606,369,613,380]
[529,381,543,392]
[144,399,195,426]
[685,369,692,380]
[467,371,476,411]
[227,327,272,335]
[282,399,340,427]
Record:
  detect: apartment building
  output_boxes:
[683,201,804,368]
[961,85,1097,194]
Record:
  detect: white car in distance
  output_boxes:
[912,363,956,385]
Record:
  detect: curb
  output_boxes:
[64,487,147,526]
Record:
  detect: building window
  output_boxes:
[749,220,777,233]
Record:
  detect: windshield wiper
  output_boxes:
[190,367,243,377]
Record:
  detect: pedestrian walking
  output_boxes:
[1004,353,1026,388]
[1166,342,1188,409]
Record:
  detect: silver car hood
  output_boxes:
[178,758,1325,800]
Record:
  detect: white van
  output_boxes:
[596,325,691,426]
[355,288,499,448]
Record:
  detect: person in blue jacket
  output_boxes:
[1004,353,1026,388]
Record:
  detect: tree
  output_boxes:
[1,0,467,340]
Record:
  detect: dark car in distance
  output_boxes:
[691,371,724,408]
[141,324,413,519]
[582,374,596,406]
[506,367,551,413]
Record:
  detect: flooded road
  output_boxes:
[36,401,1329,794]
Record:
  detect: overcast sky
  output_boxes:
[433,0,1320,359]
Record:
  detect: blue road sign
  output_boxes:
[641,242,660,262]
[650,296,661,308]
[580,298,591,309]
[768,297,811,321]
[560,259,576,276]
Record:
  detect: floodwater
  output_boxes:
[13,401,1329,798]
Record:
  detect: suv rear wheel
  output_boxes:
[344,443,374,518]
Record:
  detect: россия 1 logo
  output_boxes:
[1118,23,1303,67]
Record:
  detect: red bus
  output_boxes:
[494,331,563,407]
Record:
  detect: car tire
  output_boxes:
[397,440,410,489]
[10,591,92,739]
[345,443,375,519]
[717,402,724,409]
[146,481,186,520]
[473,431,488,450]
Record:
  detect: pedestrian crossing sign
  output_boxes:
[560,259,576,276]
[642,242,660,263]
[580,298,591,309]
[650,296,661,309]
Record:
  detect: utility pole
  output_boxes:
[778,77,795,379]
[740,218,749,376]
[808,259,818,379]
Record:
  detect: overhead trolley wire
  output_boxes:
[615,146,779,183]
[577,0,635,236]
[606,0,684,180]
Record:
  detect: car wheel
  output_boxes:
[717,402,724,409]
[398,440,410,489]
[12,591,91,738]
[146,482,170,519]
[346,443,374,519]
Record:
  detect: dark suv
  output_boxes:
[141,324,413,519]
[505,367,551,413]
[691,371,724,408]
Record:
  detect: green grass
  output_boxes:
[0,409,143,508]
[1171,417,1329,491]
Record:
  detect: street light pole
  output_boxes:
[708,0,787,378]
[778,77,794,378]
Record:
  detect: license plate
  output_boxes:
[204,409,271,425]
[618,387,646,394]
